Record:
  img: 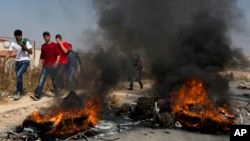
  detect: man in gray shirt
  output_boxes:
[67,44,82,90]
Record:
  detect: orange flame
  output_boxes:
[26,98,100,135]
[170,79,235,131]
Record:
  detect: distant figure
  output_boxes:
[230,71,234,80]
[31,31,60,101]
[67,44,82,90]
[55,34,70,90]
[128,54,143,90]
[0,29,33,100]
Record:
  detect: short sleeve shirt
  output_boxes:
[9,40,32,61]
[57,41,70,64]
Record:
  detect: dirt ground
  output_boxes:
[0,80,250,141]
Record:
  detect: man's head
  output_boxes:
[55,34,62,41]
[43,31,51,43]
[69,44,72,52]
[14,29,22,41]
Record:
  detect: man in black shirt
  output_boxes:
[128,55,143,90]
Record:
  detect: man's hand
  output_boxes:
[53,63,58,69]
[18,41,27,51]
[56,38,62,44]
[37,64,42,72]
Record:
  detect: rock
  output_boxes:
[3,114,10,118]
[61,91,82,111]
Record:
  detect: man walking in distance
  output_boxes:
[128,54,143,90]
[0,29,33,100]
[67,44,82,90]
[30,31,60,101]
[55,34,70,91]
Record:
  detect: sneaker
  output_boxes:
[13,89,24,96]
[128,88,133,90]
[13,92,22,101]
[140,84,143,89]
[30,95,41,101]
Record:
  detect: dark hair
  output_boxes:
[69,44,72,47]
[55,34,62,39]
[43,31,50,36]
[14,29,22,36]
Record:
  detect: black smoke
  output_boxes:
[92,48,125,106]
[152,12,233,103]
[90,0,246,105]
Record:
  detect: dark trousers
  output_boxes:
[56,64,67,89]
[68,66,77,90]
[129,70,143,89]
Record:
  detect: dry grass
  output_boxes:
[0,59,52,100]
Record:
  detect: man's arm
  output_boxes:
[135,60,143,70]
[76,52,82,67]
[0,50,13,68]
[77,53,83,71]
[37,59,44,71]
[53,55,60,68]
[56,40,68,54]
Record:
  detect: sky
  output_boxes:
[1,0,250,55]
[231,0,250,56]
[0,0,97,51]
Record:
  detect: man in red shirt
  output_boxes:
[30,31,60,101]
[55,34,70,90]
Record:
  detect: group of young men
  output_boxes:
[0,29,144,101]
[0,29,82,101]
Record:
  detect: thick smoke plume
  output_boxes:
[90,0,246,105]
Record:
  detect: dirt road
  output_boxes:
[0,80,249,141]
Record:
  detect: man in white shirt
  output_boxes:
[0,29,33,100]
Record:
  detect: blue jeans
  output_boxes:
[35,66,59,97]
[15,60,30,93]
[68,67,77,89]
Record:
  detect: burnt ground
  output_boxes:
[0,80,250,141]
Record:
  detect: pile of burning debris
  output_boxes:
[170,80,235,132]
[0,91,103,141]
[0,80,238,140]
[129,79,236,132]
